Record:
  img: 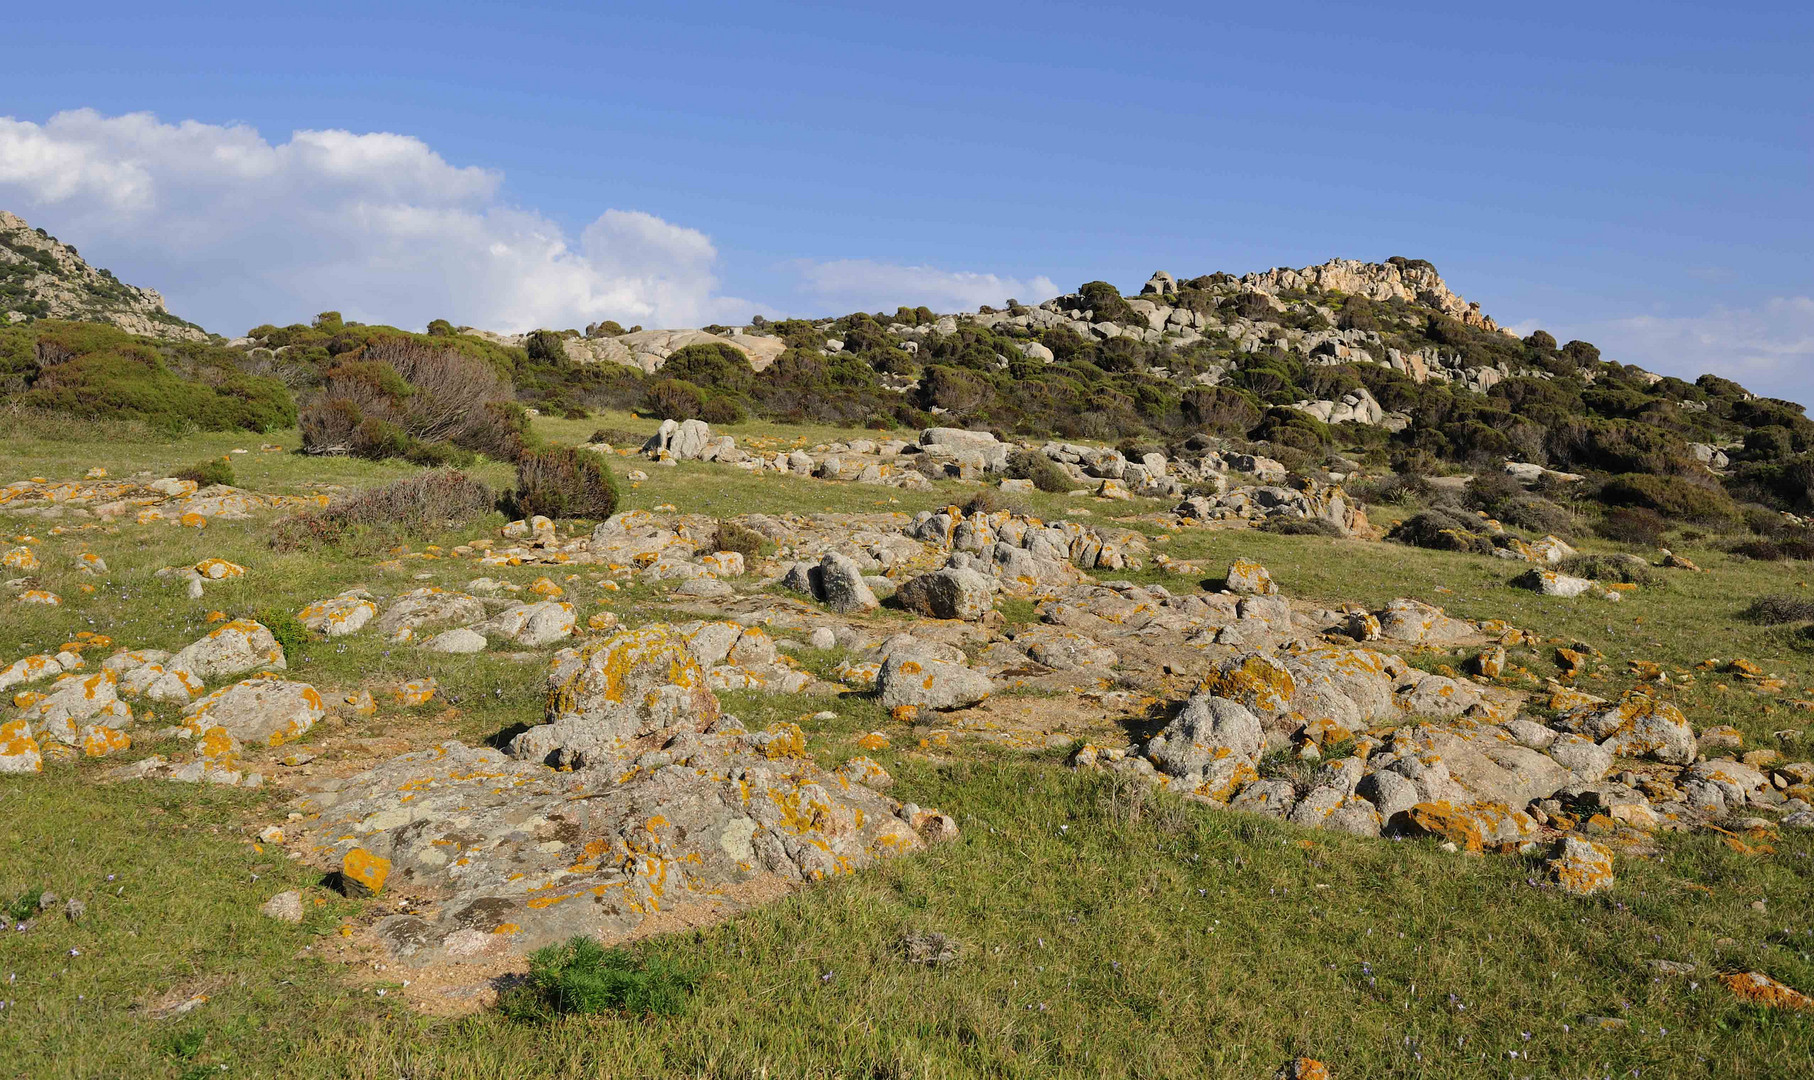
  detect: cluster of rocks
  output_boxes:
[1068,570,1814,892]
[0,474,330,524]
[0,618,300,783]
[289,624,957,966]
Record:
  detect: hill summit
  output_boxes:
[0,210,207,341]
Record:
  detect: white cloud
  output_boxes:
[0,108,753,334]
[1575,297,1814,405]
[795,258,1059,314]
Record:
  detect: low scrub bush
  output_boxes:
[1347,472,1429,506]
[1005,449,1074,493]
[642,378,705,420]
[1599,473,1737,525]
[1557,554,1659,587]
[176,458,236,488]
[1596,506,1668,547]
[271,470,495,551]
[588,427,646,447]
[513,446,620,521]
[253,607,313,660]
[1386,508,1496,555]
[497,937,698,1021]
[1742,595,1814,624]
[964,486,1032,518]
[1259,515,1344,537]
[708,520,767,560]
[298,339,523,462]
[1498,495,1575,537]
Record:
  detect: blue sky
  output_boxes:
[2,1,1810,400]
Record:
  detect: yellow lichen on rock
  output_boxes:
[341,848,392,896]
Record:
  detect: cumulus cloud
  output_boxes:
[1575,297,1814,405]
[0,108,754,334]
[795,258,1059,313]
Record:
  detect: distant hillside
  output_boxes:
[0,210,207,341]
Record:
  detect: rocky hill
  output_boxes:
[0,210,207,341]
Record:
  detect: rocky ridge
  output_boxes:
[0,210,207,341]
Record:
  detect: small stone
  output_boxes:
[260,890,305,923]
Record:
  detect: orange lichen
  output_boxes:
[341,848,392,896]
[1720,971,1812,1010]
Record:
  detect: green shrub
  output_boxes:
[661,343,754,395]
[1600,473,1737,525]
[699,396,746,425]
[1596,506,1668,547]
[642,378,705,420]
[253,607,313,662]
[708,520,768,561]
[177,458,236,488]
[1557,554,1659,586]
[497,937,698,1021]
[1259,516,1343,537]
[1006,449,1074,493]
[513,446,619,521]
[271,470,496,551]
[1387,508,1496,554]
[964,486,1032,518]
[588,427,646,447]
[298,338,519,461]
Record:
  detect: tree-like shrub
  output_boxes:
[298,338,518,461]
[513,446,619,521]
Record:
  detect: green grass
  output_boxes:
[2,421,1812,1077]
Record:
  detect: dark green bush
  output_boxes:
[497,937,698,1021]
[699,396,746,425]
[1259,516,1344,537]
[661,343,754,395]
[513,446,619,521]
[642,378,705,420]
[1557,554,1659,586]
[588,427,646,447]
[253,607,313,661]
[1742,595,1814,624]
[177,458,236,488]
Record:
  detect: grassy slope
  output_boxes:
[0,420,1810,1079]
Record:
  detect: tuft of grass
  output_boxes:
[708,519,768,561]
[253,606,313,663]
[497,937,699,1021]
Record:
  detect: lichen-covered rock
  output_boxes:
[1719,971,1814,1010]
[1562,692,1697,766]
[896,566,996,621]
[421,627,489,653]
[292,725,951,966]
[375,588,486,643]
[1514,568,1595,598]
[0,718,42,773]
[509,625,720,767]
[817,552,879,614]
[1376,598,1473,644]
[298,591,378,637]
[876,653,991,712]
[1147,695,1264,785]
[472,600,577,646]
[1225,558,1277,595]
[181,675,324,747]
[1548,837,1615,895]
[165,619,286,683]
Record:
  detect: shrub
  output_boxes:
[588,427,646,447]
[513,446,619,521]
[176,458,236,488]
[1348,472,1429,506]
[271,470,495,551]
[1742,595,1814,624]
[1498,495,1575,537]
[1596,506,1668,547]
[1557,554,1659,586]
[1599,473,1737,525]
[497,937,698,1022]
[642,378,705,420]
[298,338,518,461]
[661,343,754,395]
[698,396,746,425]
[1006,449,1074,493]
[253,607,313,660]
[1387,508,1496,555]
[1259,516,1344,537]
[963,487,1032,518]
[708,520,767,561]
[1731,539,1784,562]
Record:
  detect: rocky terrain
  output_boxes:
[0,211,206,342]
